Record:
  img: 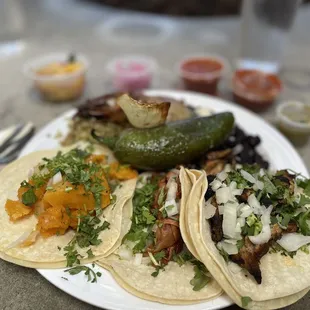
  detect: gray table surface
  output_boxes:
[1,1,310,309]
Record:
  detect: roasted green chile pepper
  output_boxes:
[92,113,234,170]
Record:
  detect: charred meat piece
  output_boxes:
[203,159,226,175]
[236,188,254,203]
[151,219,181,253]
[209,197,223,242]
[230,223,296,284]
[230,237,269,284]
[274,170,296,194]
[75,93,128,124]
[207,149,232,160]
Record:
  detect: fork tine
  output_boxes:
[0,124,24,153]
[0,125,35,163]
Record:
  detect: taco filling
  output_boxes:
[205,165,310,284]
[116,169,210,290]
[3,148,137,267]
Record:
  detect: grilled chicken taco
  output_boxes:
[185,166,310,309]
[98,167,222,304]
[0,145,137,268]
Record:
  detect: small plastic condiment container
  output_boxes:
[276,101,310,144]
[106,55,157,92]
[232,69,282,111]
[23,52,89,102]
[178,55,229,96]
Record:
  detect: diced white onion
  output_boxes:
[5,231,32,249]
[211,179,222,191]
[222,202,238,238]
[235,222,242,234]
[239,204,253,218]
[232,189,243,196]
[218,204,225,215]
[51,172,62,185]
[216,187,233,204]
[217,171,228,182]
[259,169,266,177]
[40,167,49,176]
[148,252,159,266]
[205,201,217,219]
[241,170,256,184]
[164,199,179,217]
[249,206,273,245]
[118,245,133,260]
[224,239,237,245]
[28,168,35,178]
[248,194,264,215]
[166,178,178,201]
[218,241,238,255]
[235,164,243,170]
[133,253,143,266]
[255,180,264,190]
[237,217,246,227]
[277,233,310,252]
[229,181,237,191]
[224,164,232,173]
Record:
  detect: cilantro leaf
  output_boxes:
[190,262,210,291]
[151,265,164,277]
[65,265,100,283]
[296,209,310,235]
[241,296,252,308]
[157,187,166,207]
[142,209,156,225]
[173,249,194,266]
[21,187,37,206]
[299,195,310,206]
[153,251,166,262]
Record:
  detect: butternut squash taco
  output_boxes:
[98,167,222,304]
[184,167,310,309]
[0,145,137,269]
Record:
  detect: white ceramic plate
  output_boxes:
[20,90,309,310]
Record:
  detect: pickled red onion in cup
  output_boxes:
[106,55,157,92]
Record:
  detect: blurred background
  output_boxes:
[0,0,310,134]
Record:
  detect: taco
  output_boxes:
[0,145,137,269]
[97,167,222,304]
[185,166,310,309]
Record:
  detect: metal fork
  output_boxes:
[0,123,35,164]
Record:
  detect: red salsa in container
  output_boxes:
[179,56,227,95]
[232,69,282,111]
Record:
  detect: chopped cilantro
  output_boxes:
[296,209,310,235]
[299,195,310,206]
[151,265,164,277]
[157,188,166,207]
[124,179,158,253]
[153,251,166,262]
[87,249,95,259]
[190,261,210,291]
[21,187,37,206]
[241,296,252,308]
[300,245,309,254]
[173,249,194,266]
[65,265,101,283]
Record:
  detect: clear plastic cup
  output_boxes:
[177,54,229,96]
[23,52,89,102]
[106,55,157,92]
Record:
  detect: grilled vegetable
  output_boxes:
[92,112,234,170]
[117,93,170,128]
